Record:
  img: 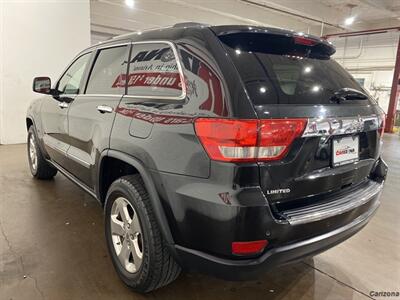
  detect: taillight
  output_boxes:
[293,36,318,46]
[194,118,307,162]
[258,119,307,160]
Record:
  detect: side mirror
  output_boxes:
[33,77,52,94]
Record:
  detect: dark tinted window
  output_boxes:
[219,33,365,105]
[57,53,91,95]
[86,45,128,95]
[127,43,183,98]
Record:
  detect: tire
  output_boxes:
[104,174,181,293]
[27,126,57,180]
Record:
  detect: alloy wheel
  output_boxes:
[29,134,38,172]
[110,197,143,273]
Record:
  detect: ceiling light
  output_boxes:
[125,0,134,8]
[304,66,312,73]
[311,85,321,93]
[259,87,267,93]
[344,16,355,25]
[235,49,241,55]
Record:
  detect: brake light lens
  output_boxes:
[232,240,268,255]
[194,118,307,162]
[293,36,318,46]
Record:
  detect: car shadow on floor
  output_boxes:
[140,258,358,300]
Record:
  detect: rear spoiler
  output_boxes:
[211,25,336,57]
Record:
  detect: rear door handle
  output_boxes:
[97,105,113,113]
[58,102,69,109]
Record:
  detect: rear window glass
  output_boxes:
[219,33,366,105]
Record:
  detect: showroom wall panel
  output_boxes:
[0,0,91,144]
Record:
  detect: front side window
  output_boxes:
[86,45,128,95]
[126,43,183,98]
[57,53,91,95]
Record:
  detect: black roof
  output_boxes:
[100,23,334,55]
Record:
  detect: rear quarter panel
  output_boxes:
[110,26,252,178]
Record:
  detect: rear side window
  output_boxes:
[127,43,183,99]
[219,33,365,105]
[86,45,128,95]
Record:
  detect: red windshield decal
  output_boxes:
[112,72,182,90]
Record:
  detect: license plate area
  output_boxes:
[332,135,359,167]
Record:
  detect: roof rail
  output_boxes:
[111,32,136,39]
[110,23,207,40]
[111,25,178,40]
[173,22,209,28]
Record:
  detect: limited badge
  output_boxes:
[265,188,291,195]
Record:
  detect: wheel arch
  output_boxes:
[98,149,175,246]
[26,117,34,131]
[26,116,50,159]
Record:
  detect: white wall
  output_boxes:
[0,0,91,144]
[331,32,399,113]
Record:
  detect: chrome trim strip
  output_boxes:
[279,199,380,250]
[124,40,187,101]
[79,94,122,98]
[96,42,131,50]
[43,136,68,156]
[283,180,383,225]
[75,41,186,101]
[57,94,77,99]
[47,143,66,156]
[302,115,379,137]
[44,135,91,169]
[67,152,91,168]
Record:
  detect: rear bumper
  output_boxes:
[175,192,380,280]
[154,158,386,278]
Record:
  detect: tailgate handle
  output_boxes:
[302,116,379,137]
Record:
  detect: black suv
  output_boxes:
[27,23,387,293]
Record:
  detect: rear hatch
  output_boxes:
[214,27,385,217]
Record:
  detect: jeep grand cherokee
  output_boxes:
[27,23,387,293]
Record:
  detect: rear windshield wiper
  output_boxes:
[330,88,368,103]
